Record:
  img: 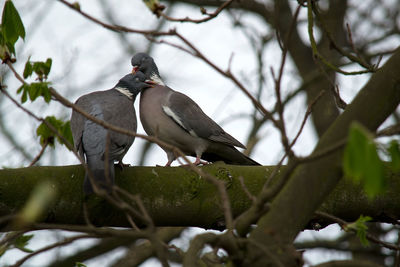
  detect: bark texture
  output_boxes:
[0,163,399,229]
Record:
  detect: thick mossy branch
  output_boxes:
[0,164,399,229]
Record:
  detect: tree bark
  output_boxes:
[0,163,399,229]
[247,47,400,265]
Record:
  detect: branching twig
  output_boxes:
[316,211,400,251]
[158,0,234,23]
[58,0,172,36]
[271,4,302,159]
[10,234,97,267]
[306,0,373,75]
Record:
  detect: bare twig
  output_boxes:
[33,223,150,238]
[316,211,400,251]
[58,0,173,36]
[57,0,277,143]
[271,4,302,159]
[306,0,373,75]
[158,0,234,23]
[376,123,400,137]
[10,234,97,267]
[28,141,48,167]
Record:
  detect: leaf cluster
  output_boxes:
[16,58,53,103]
[345,215,372,246]
[23,58,52,81]
[36,116,73,149]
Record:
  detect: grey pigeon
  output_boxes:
[70,72,151,194]
[131,53,260,166]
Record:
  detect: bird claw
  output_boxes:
[193,157,209,166]
[179,158,209,166]
[117,161,130,170]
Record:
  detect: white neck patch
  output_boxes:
[115,87,133,100]
[151,73,165,86]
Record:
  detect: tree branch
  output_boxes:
[1,164,400,230]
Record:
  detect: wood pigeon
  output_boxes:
[131,53,260,166]
[70,72,151,194]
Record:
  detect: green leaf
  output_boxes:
[5,40,14,55]
[36,116,58,147]
[142,0,164,13]
[42,84,51,103]
[388,140,400,172]
[72,2,81,11]
[14,234,33,253]
[60,121,73,148]
[0,28,9,60]
[21,85,28,103]
[0,26,4,44]
[75,263,87,267]
[1,0,25,47]
[16,84,23,94]
[23,59,33,78]
[28,82,41,101]
[343,122,386,198]
[36,116,72,149]
[346,215,372,246]
[343,123,368,181]
[32,59,52,80]
[44,58,52,76]
[23,58,52,80]
[17,82,51,103]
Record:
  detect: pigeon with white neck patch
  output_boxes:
[70,72,151,194]
[131,53,260,166]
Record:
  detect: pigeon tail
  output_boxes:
[202,145,261,166]
[84,155,115,195]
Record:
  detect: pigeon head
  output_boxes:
[115,72,151,100]
[131,53,164,85]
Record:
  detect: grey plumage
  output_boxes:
[70,72,150,194]
[131,53,260,166]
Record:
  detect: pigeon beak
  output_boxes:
[145,79,157,85]
[132,66,139,74]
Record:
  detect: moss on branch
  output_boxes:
[0,164,399,229]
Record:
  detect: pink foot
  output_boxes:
[193,156,209,166]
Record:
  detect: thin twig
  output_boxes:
[28,141,48,167]
[158,0,234,23]
[316,211,400,251]
[58,0,173,36]
[33,223,150,238]
[10,234,97,267]
[271,4,302,159]
[306,0,373,75]
[376,123,400,137]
